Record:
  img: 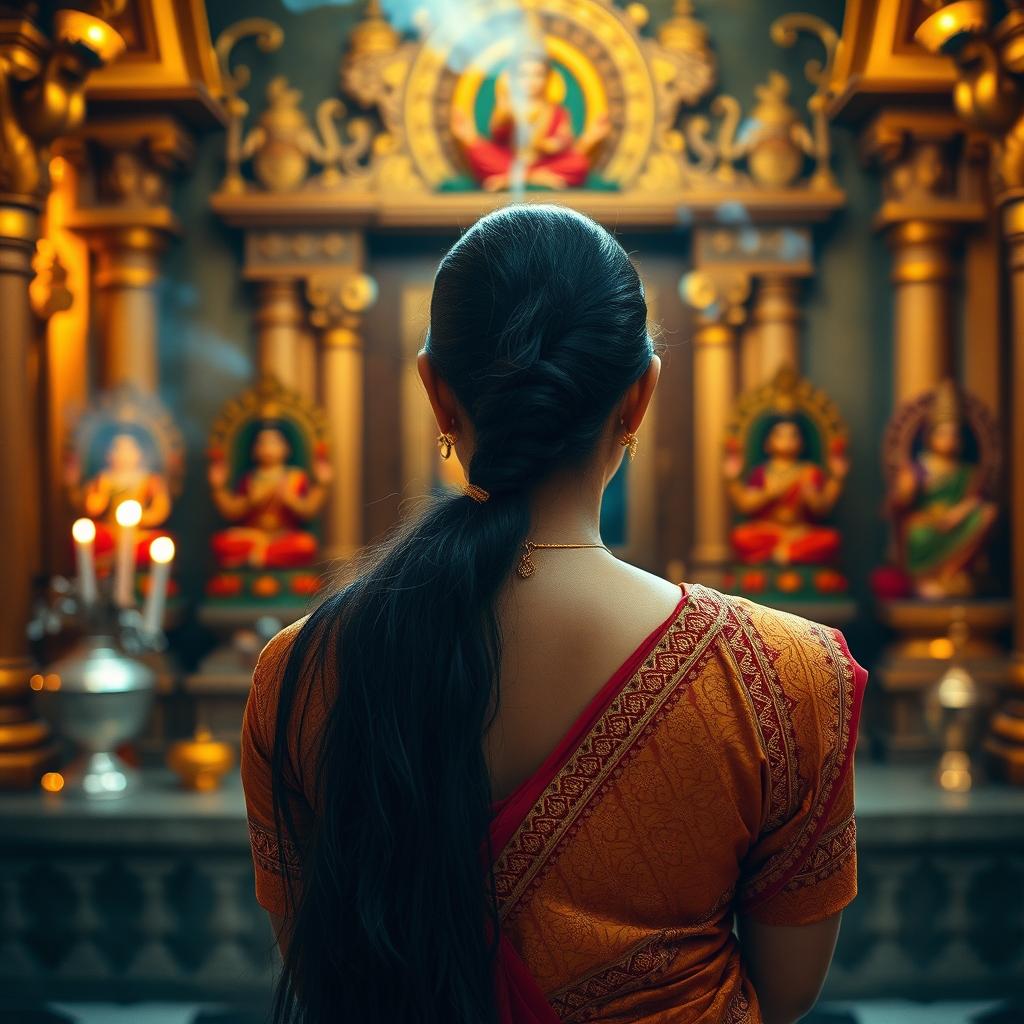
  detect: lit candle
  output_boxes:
[71,517,98,606]
[142,536,175,636]
[113,499,142,607]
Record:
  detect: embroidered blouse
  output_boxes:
[240,584,867,1023]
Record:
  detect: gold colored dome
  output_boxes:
[657,0,709,54]
[348,0,401,59]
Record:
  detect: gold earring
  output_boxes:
[620,430,639,460]
[437,430,456,459]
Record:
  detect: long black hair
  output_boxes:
[269,204,654,1023]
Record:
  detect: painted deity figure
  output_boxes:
[209,424,330,569]
[68,427,172,566]
[887,382,997,599]
[451,49,609,191]
[725,417,847,565]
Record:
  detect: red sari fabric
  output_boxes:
[241,584,867,1023]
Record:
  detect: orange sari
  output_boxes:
[241,584,866,1023]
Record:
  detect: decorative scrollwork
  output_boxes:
[214,18,284,193]
[770,13,839,189]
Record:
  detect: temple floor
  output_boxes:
[0,1000,1017,1023]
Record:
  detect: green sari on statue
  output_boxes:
[903,460,993,580]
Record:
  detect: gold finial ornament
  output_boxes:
[437,430,456,459]
[658,0,710,54]
[620,430,640,460]
[349,0,402,58]
[464,483,490,503]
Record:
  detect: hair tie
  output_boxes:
[464,483,490,503]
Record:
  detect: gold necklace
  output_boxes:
[517,540,611,579]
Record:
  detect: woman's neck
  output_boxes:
[526,467,607,544]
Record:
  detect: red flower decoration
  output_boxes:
[252,575,281,598]
[741,570,767,593]
[207,574,243,598]
[291,574,321,596]
[776,570,803,593]
[871,565,912,600]
[814,569,848,594]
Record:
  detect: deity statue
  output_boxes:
[209,423,331,569]
[68,428,171,566]
[450,48,609,191]
[65,388,183,570]
[725,415,847,566]
[882,380,999,600]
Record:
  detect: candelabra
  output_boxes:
[27,515,176,799]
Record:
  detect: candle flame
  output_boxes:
[115,499,143,528]
[72,517,96,544]
[149,536,175,564]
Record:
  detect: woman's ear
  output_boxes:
[620,353,662,434]
[417,349,460,434]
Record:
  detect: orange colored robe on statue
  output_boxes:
[731,464,842,565]
[463,105,590,188]
[241,584,866,1023]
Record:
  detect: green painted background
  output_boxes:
[160,0,896,664]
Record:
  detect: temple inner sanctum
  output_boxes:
[1,1,1023,1022]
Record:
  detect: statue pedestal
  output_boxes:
[984,653,1024,785]
[185,598,307,741]
[876,599,1013,760]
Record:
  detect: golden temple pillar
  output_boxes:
[750,274,801,383]
[989,198,1024,779]
[684,270,750,585]
[0,201,58,787]
[90,226,171,390]
[738,321,760,393]
[0,9,124,787]
[254,278,307,391]
[307,262,377,560]
[68,120,192,392]
[911,4,1024,780]
[887,219,957,402]
[862,122,983,404]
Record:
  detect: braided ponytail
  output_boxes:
[269,205,653,1023]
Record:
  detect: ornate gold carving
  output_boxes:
[216,20,371,193]
[886,139,953,202]
[681,269,751,328]
[29,237,72,320]
[0,10,125,201]
[307,271,378,346]
[98,147,169,207]
[916,3,1024,196]
[214,18,285,194]
[770,13,838,190]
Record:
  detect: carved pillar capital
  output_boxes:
[306,271,378,346]
[682,268,751,333]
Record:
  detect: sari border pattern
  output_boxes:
[493,584,730,922]
[247,818,302,877]
[548,884,737,1021]
[782,814,857,892]
[719,597,800,832]
[737,615,856,910]
[548,932,674,1021]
